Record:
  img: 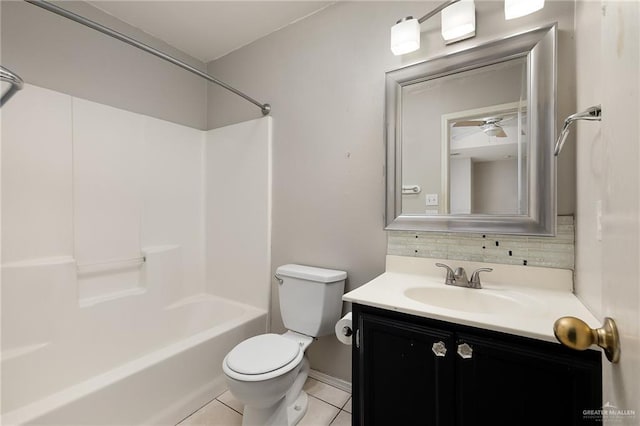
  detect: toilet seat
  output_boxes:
[223,334,306,382]
[227,334,300,375]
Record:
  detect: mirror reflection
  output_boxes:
[401,57,528,216]
[385,24,556,235]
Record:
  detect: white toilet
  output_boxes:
[222,264,347,426]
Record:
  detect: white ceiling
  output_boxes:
[89,1,332,63]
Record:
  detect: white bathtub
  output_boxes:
[2,91,272,425]
[1,253,267,426]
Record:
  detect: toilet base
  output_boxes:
[240,357,310,426]
[287,390,308,425]
[225,337,312,426]
[242,390,309,426]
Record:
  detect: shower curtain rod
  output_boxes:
[24,0,271,115]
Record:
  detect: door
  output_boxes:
[357,312,455,426]
[574,0,640,421]
[455,333,602,426]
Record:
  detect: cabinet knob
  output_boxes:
[432,341,447,357]
[457,343,473,359]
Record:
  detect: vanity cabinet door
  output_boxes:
[455,333,603,426]
[352,305,602,426]
[356,312,455,426]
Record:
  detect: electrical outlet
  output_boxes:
[426,193,439,206]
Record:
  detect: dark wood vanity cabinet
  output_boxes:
[356,311,456,426]
[352,304,602,426]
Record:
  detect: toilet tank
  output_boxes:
[276,264,347,337]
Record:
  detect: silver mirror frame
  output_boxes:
[385,24,557,236]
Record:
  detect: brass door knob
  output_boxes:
[553,316,620,363]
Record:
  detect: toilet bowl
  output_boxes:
[222,264,347,426]
[223,331,313,425]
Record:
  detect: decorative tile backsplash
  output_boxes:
[387,216,574,269]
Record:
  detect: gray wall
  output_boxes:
[1,1,207,129]
[206,1,577,382]
[473,159,518,214]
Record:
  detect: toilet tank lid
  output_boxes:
[276,264,347,283]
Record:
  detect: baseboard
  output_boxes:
[308,369,352,393]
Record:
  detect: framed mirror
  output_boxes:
[385,24,556,235]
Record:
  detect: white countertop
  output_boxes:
[343,255,600,344]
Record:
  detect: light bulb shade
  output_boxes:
[391,18,420,55]
[483,126,501,137]
[441,0,476,43]
[505,0,545,20]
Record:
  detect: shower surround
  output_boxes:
[1,84,272,425]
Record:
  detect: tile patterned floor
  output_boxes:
[178,377,351,426]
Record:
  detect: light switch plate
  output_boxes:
[426,193,439,206]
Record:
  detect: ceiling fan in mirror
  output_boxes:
[452,116,515,138]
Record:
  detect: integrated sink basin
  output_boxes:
[404,286,539,315]
[342,256,599,343]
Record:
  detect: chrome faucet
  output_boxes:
[469,268,493,289]
[436,263,493,289]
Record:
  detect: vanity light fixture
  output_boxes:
[441,0,476,44]
[504,0,545,20]
[392,0,546,56]
[390,17,421,56]
[391,0,476,56]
